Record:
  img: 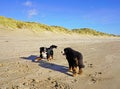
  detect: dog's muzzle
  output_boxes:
[61,51,65,55]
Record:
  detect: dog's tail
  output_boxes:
[50,45,57,49]
[80,64,85,68]
[82,65,85,68]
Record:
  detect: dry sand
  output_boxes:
[0,29,120,89]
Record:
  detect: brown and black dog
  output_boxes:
[35,45,57,62]
[62,47,85,76]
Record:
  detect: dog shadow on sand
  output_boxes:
[20,55,72,76]
[38,60,72,76]
[20,55,38,62]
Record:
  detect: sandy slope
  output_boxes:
[0,30,120,89]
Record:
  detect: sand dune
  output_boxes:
[0,30,120,89]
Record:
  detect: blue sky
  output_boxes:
[0,0,120,35]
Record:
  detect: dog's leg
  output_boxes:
[68,66,72,72]
[72,67,77,77]
[68,63,72,72]
[47,56,52,61]
[47,57,50,61]
[78,67,83,75]
[51,55,54,60]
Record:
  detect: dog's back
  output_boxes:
[47,45,57,60]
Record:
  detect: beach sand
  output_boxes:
[0,29,120,89]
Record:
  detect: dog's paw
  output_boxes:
[35,57,41,62]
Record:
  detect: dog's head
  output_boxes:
[40,47,47,53]
[40,47,47,59]
[61,47,73,55]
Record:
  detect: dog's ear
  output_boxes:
[39,47,41,49]
[40,47,42,51]
[40,47,43,50]
[64,49,68,53]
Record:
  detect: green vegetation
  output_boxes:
[0,16,51,32]
[0,16,119,37]
[72,28,114,36]
[0,16,70,33]
[51,26,71,33]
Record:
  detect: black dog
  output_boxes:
[62,47,85,76]
[39,45,57,61]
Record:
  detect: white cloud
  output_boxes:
[23,1,39,18]
[23,1,32,7]
[28,9,38,18]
